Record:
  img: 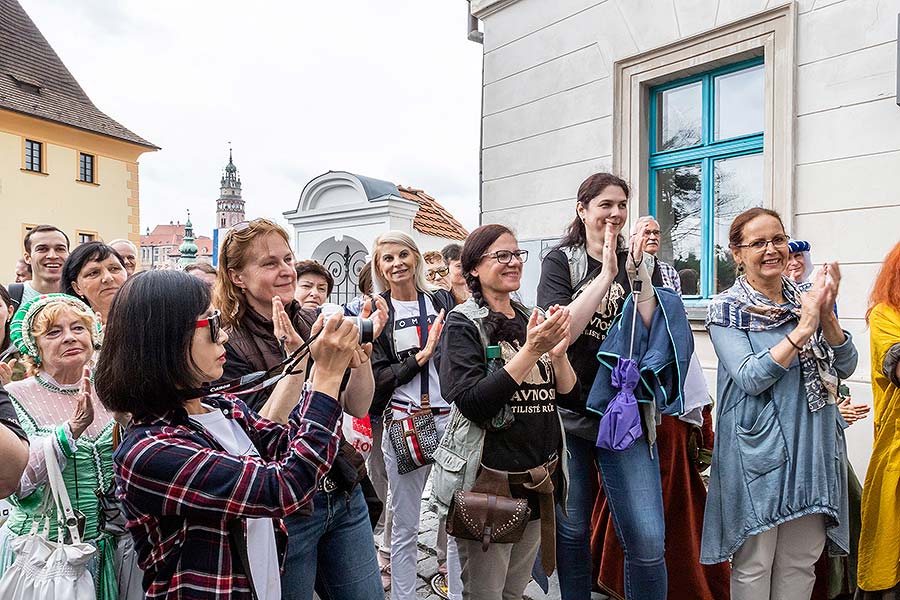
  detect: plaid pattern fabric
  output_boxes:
[657,260,682,295]
[114,391,342,599]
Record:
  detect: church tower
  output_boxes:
[216,148,245,228]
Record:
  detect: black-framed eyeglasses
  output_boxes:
[642,229,662,237]
[481,250,529,264]
[195,310,221,343]
[733,234,791,253]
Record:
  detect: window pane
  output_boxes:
[714,64,764,140]
[656,81,702,151]
[714,153,764,293]
[656,164,702,295]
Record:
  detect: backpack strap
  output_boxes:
[8,283,24,310]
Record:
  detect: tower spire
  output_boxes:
[216,145,245,229]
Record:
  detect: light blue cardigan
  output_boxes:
[700,322,858,564]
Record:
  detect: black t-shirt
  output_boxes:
[438,310,580,474]
[0,385,27,443]
[537,248,661,438]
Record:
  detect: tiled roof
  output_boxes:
[397,185,469,241]
[0,0,157,149]
[141,224,212,256]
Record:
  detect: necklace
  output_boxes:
[34,373,80,395]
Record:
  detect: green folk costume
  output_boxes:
[0,373,120,600]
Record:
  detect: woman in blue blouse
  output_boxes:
[701,208,858,600]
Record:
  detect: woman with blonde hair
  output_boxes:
[215,218,386,600]
[856,240,900,598]
[0,294,139,599]
[370,231,458,600]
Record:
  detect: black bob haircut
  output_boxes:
[62,241,126,304]
[95,270,211,420]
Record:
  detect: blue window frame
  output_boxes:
[648,58,764,299]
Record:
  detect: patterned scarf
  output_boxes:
[706,276,838,412]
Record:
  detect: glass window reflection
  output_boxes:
[656,163,702,295]
[713,154,764,293]
[714,64,764,141]
[657,81,702,151]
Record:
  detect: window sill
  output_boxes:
[683,300,710,325]
[75,179,100,187]
[20,168,48,176]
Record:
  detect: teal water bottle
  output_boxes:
[484,345,514,431]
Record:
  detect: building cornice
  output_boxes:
[470,0,520,19]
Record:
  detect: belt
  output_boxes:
[318,475,339,494]
[507,456,559,576]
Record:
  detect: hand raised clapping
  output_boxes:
[524,306,571,356]
[69,366,94,439]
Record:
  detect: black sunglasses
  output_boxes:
[195,310,221,344]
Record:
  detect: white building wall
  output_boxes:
[474,0,900,473]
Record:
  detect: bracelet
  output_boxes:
[56,424,77,458]
[785,334,803,351]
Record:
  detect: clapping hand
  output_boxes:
[69,366,94,439]
[360,294,389,340]
[818,262,841,319]
[545,305,572,360]
[415,310,445,365]
[273,297,304,355]
[0,358,16,385]
[525,307,569,356]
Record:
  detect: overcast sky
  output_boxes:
[23,0,484,238]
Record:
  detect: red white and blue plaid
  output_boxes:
[113,391,342,599]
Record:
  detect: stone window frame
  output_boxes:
[613,2,796,240]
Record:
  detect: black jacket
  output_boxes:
[370,288,455,417]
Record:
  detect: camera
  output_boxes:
[319,303,374,344]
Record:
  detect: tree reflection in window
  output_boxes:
[656,164,701,295]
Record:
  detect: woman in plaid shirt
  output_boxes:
[95,270,362,599]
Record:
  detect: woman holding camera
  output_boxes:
[96,270,359,599]
[370,231,457,600]
[214,219,385,599]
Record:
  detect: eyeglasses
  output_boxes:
[733,234,791,253]
[195,310,221,343]
[642,229,662,237]
[481,250,529,264]
[427,266,449,280]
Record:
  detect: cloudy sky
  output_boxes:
[23,0,484,237]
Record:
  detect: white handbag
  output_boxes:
[0,441,97,600]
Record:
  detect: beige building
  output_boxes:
[0,0,157,282]
[468,0,900,473]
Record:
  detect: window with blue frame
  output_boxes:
[649,59,765,299]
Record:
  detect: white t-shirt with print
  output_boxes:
[189,406,281,600]
[389,296,448,417]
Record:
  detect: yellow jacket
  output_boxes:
[858,303,900,591]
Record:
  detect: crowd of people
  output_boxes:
[0,171,897,600]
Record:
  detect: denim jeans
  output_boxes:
[281,486,384,600]
[555,432,598,600]
[555,432,667,600]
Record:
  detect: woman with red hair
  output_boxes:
[856,241,900,598]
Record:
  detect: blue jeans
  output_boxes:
[555,432,667,600]
[281,486,383,600]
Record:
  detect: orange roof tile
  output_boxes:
[141,224,212,256]
[396,185,468,241]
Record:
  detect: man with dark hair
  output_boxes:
[440,243,468,305]
[10,224,70,307]
[294,260,334,310]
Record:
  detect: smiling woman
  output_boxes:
[61,241,128,326]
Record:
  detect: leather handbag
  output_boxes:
[0,441,97,600]
[446,464,531,551]
[386,292,440,474]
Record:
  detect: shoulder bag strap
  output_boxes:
[42,440,82,544]
[417,292,431,411]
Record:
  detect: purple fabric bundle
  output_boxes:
[596,357,643,451]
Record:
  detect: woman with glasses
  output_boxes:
[95,270,360,600]
[537,173,667,600]
[701,208,858,600]
[214,219,386,600]
[432,224,579,599]
[370,231,457,600]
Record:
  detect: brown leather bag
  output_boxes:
[445,465,531,551]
